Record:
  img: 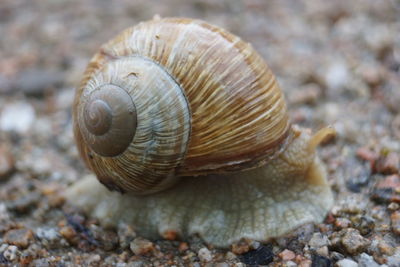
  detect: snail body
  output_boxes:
[67,17,335,247]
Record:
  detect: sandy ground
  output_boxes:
[0,0,399,266]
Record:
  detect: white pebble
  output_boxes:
[0,203,10,220]
[336,258,358,267]
[309,232,330,249]
[285,260,297,267]
[325,61,349,89]
[198,247,212,262]
[3,245,19,261]
[0,102,35,134]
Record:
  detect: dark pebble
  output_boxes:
[371,188,400,204]
[347,180,366,193]
[311,254,332,267]
[391,211,400,235]
[374,152,399,175]
[91,227,119,251]
[346,162,371,193]
[0,144,15,180]
[0,253,8,264]
[351,215,375,235]
[6,192,40,214]
[65,213,98,246]
[238,245,274,266]
[4,228,34,249]
[14,69,64,97]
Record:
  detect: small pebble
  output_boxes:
[14,69,64,97]
[336,258,358,267]
[59,226,78,245]
[0,244,8,254]
[118,223,136,249]
[386,252,400,267]
[178,242,189,253]
[238,245,274,266]
[356,147,378,163]
[285,260,298,267]
[20,250,35,265]
[316,246,329,257]
[388,202,399,211]
[6,192,40,214]
[376,175,400,190]
[90,226,118,251]
[377,239,395,256]
[330,251,345,261]
[334,218,351,229]
[225,251,237,261]
[0,144,14,179]
[358,253,380,267]
[341,231,370,255]
[41,184,65,208]
[130,238,154,255]
[36,227,61,248]
[161,230,179,240]
[375,152,399,175]
[289,84,321,105]
[0,102,35,134]
[331,197,365,216]
[198,247,212,262]
[86,254,101,265]
[0,203,10,221]
[324,60,349,89]
[231,240,251,255]
[311,254,331,267]
[330,228,370,255]
[250,241,261,250]
[309,233,330,249]
[299,259,312,267]
[279,249,296,261]
[3,245,19,262]
[4,228,34,249]
[351,215,375,235]
[371,175,400,203]
[275,223,315,249]
[391,211,400,235]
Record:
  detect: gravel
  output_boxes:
[0,0,399,265]
[336,258,358,267]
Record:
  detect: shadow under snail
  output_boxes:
[66,17,336,247]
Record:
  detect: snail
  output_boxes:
[66,17,336,247]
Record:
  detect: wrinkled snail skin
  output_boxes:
[67,17,335,247]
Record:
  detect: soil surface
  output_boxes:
[0,0,399,266]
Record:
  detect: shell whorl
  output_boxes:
[75,57,191,193]
[73,17,291,194]
[81,84,137,157]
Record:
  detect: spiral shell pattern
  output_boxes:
[73,18,291,194]
[74,57,191,193]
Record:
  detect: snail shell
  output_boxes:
[73,17,291,194]
[69,17,336,247]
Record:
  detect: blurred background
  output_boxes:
[0,0,399,265]
[0,0,399,138]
